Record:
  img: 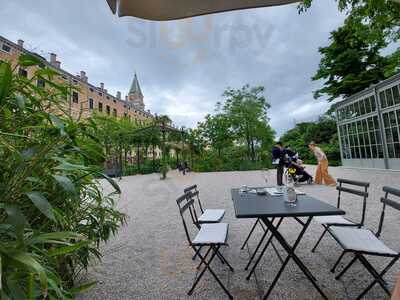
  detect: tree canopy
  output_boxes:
[300,0,400,101]
[312,15,400,101]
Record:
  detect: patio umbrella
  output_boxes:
[106,0,299,21]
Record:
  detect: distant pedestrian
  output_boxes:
[272,141,285,186]
[308,141,336,186]
[182,161,187,175]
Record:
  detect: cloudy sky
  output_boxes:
[1,1,345,137]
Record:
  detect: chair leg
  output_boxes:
[214,246,234,272]
[240,219,260,250]
[192,245,202,260]
[356,254,392,296]
[356,256,399,299]
[335,255,357,280]
[196,247,212,269]
[331,251,346,273]
[189,247,218,295]
[189,245,233,299]
[311,226,328,253]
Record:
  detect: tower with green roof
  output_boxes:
[127,72,144,110]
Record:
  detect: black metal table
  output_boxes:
[231,188,345,299]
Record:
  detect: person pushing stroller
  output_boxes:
[285,149,313,184]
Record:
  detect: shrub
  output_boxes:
[0,55,126,299]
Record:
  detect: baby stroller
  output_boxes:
[284,154,313,185]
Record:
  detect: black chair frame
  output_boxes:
[176,194,234,299]
[331,186,400,299]
[311,178,369,253]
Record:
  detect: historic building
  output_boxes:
[0,35,153,123]
[335,73,400,170]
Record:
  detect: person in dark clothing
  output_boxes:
[272,141,285,186]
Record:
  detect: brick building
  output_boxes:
[0,35,153,123]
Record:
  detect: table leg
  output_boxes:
[245,217,275,271]
[246,218,284,280]
[240,218,260,250]
[261,217,328,300]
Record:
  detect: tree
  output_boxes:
[312,15,400,101]
[221,85,272,161]
[280,112,341,165]
[198,114,233,157]
[300,0,400,41]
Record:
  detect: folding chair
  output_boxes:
[329,186,400,299]
[184,184,225,225]
[176,194,234,299]
[311,178,369,253]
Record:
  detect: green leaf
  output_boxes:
[53,175,76,195]
[70,281,97,296]
[50,115,66,136]
[18,53,41,67]
[15,94,26,109]
[53,158,89,171]
[48,241,88,257]
[25,192,55,221]
[31,232,84,244]
[96,172,121,194]
[9,252,48,297]
[4,204,26,243]
[0,62,12,104]
[35,68,59,78]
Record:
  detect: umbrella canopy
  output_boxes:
[106,0,299,21]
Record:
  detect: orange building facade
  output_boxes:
[0,35,153,124]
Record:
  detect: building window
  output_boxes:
[383,109,400,158]
[113,108,117,117]
[37,79,45,88]
[98,102,103,112]
[89,87,94,92]
[338,115,383,160]
[1,44,11,53]
[89,98,94,110]
[106,105,110,115]
[124,112,127,117]
[99,92,103,96]
[379,85,400,109]
[106,96,110,100]
[113,100,116,103]
[73,79,78,85]
[19,68,28,78]
[337,96,376,122]
[72,91,79,104]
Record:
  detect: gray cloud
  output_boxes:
[0,0,345,136]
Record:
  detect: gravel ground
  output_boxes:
[78,166,400,300]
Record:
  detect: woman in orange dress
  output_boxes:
[308,142,336,186]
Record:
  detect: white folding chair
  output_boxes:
[184,184,225,225]
[329,186,400,299]
[176,194,234,299]
[311,178,369,254]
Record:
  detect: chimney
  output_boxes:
[54,61,61,68]
[80,71,87,82]
[17,39,24,48]
[125,95,128,101]
[117,91,121,99]
[100,82,104,90]
[50,53,57,65]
